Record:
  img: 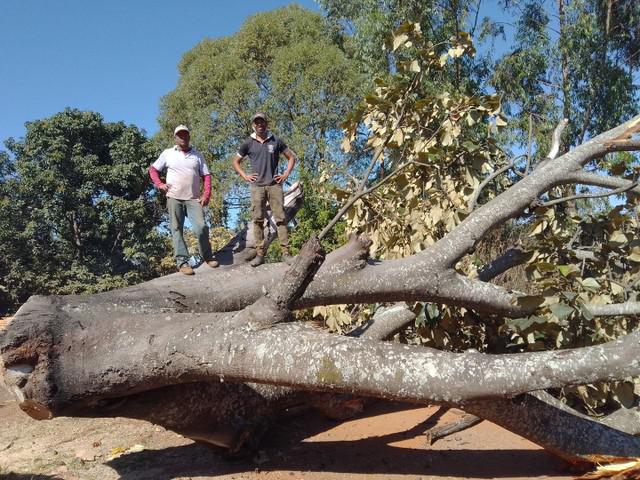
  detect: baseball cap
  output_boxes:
[174,125,190,135]
[252,112,267,122]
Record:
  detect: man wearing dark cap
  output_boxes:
[149,125,219,275]
[232,113,297,267]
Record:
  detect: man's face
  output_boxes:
[253,118,267,136]
[175,130,190,149]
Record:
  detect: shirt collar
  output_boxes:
[251,131,274,142]
[174,145,193,153]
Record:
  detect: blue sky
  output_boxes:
[0,0,320,143]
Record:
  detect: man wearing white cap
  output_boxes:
[149,125,219,275]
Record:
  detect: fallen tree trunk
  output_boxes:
[3,115,640,468]
[4,291,640,415]
[3,290,640,464]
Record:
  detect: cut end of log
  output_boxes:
[0,316,12,331]
[1,295,60,415]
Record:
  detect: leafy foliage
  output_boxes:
[324,20,639,414]
[336,23,504,257]
[0,109,168,314]
[319,0,488,83]
[158,5,364,223]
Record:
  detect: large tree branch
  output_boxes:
[463,391,640,463]
[3,294,640,418]
[430,114,640,267]
[348,302,417,340]
[477,247,530,282]
[342,303,640,463]
[36,235,533,320]
[537,182,638,207]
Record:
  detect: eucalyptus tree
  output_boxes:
[318,0,488,82]
[490,0,639,160]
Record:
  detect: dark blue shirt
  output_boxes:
[237,133,288,186]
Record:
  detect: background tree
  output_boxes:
[0,108,168,314]
[490,0,639,164]
[319,0,488,82]
[157,5,363,227]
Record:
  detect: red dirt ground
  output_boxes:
[0,384,577,480]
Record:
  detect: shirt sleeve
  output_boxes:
[151,150,167,171]
[277,137,288,154]
[237,139,250,157]
[197,153,210,176]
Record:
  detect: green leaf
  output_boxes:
[580,304,594,321]
[581,277,601,291]
[557,264,580,277]
[549,302,574,320]
[628,246,640,263]
[610,281,624,296]
[608,230,628,247]
[393,33,409,51]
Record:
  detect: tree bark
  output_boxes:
[3,116,640,467]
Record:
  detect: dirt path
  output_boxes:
[0,386,576,480]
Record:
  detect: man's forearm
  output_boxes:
[233,156,253,181]
[148,166,164,188]
[202,175,211,200]
[284,150,296,175]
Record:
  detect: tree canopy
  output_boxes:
[158,5,364,223]
[0,109,168,314]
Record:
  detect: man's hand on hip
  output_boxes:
[244,173,258,183]
[274,172,289,184]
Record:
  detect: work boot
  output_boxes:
[179,263,195,275]
[206,258,219,268]
[250,255,265,267]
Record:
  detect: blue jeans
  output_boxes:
[167,198,212,267]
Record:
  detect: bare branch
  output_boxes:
[536,182,638,207]
[348,303,416,340]
[600,405,640,435]
[536,118,569,169]
[583,302,640,317]
[425,412,482,445]
[431,113,640,266]
[565,171,640,194]
[477,247,530,282]
[548,119,569,159]
[468,157,523,211]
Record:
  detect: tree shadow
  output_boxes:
[107,402,571,480]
